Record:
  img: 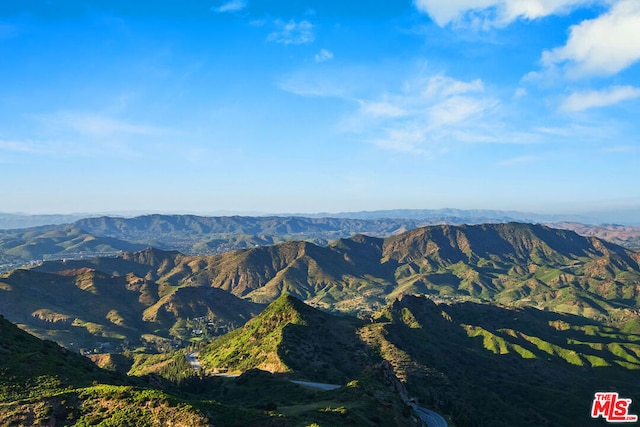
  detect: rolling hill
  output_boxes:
[0,260,264,351]
[1,222,637,350]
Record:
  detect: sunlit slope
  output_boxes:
[200,294,376,383]
[0,261,263,349]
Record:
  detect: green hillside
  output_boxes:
[201,294,377,383]
[199,294,640,427]
[0,314,283,426]
[1,311,416,427]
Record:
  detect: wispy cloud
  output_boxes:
[35,111,163,139]
[560,85,640,111]
[279,66,553,153]
[601,145,638,153]
[345,73,501,153]
[541,0,640,78]
[267,20,314,45]
[413,0,600,28]
[277,67,357,98]
[358,101,406,118]
[514,88,527,99]
[497,155,538,166]
[0,139,37,153]
[211,0,247,14]
[314,49,334,62]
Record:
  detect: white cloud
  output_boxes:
[212,0,247,14]
[413,0,600,28]
[542,0,640,77]
[267,20,314,45]
[277,73,349,98]
[314,49,334,62]
[280,66,553,154]
[350,74,500,153]
[560,85,640,111]
[428,96,489,127]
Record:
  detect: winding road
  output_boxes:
[185,352,446,425]
[186,351,202,371]
[411,403,448,427]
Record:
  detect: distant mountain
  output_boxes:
[551,221,640,250]
[2,214,639,275]
[0,213,96,230]
[308,208,578,222]
[0,225,147,259]
[0,225,149,273]
[309,207,640,226]
[72,214,422,249]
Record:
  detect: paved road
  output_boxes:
[185,354,445,425]
[411,404,448,427]
[289,380,341,391]
[186,351,202,371]
[185,353,341,390]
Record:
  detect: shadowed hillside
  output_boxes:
[367,295,640,426]
[199,295,640,426]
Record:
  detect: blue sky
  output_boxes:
[0,0,639,216]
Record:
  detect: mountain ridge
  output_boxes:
[2,214,639,275]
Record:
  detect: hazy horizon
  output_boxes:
[2,205,639,227]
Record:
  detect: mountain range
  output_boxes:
[2,222,639,349]
[2,221,640,425]
[1,214,639,276]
